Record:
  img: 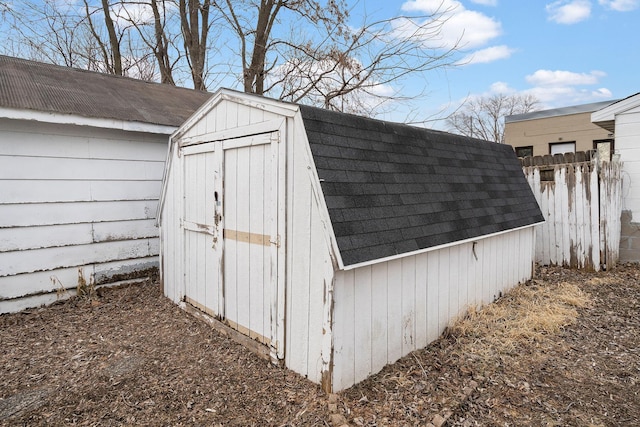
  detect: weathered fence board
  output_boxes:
[522,151,622,271]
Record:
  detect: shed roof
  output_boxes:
[300,105,544,266]
[0,55,211,127]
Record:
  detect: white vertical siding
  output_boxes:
[0,119,168,313]
[331,227,535,392]
[615,107,640,216]
[284,118,335,385]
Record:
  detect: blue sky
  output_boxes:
[362,0,639,126]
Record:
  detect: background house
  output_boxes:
[505,100,617,158]
[593,93,640,262]
[0,55,210,313]
[158,89,544,392]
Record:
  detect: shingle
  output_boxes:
[0,55,210,126]
[299,104,544,266]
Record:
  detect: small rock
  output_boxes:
[329,413,347,426]
[432,414,447,427]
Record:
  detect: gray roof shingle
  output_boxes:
[0,55,211,127]
[300,105,544,266]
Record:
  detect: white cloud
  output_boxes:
[598,0,640,11]
[400,0,502,49]
[470,0,498,5]
[546,0,592,24]
[592,87,613,98]
[489,81,516,94]
[526,69,605,86]
[519,69,612,106]
[459,45,515,64]
[461,70,613,110]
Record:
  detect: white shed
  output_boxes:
[158,88,544,392]
[0,55,210,313]
[592,92,640,262]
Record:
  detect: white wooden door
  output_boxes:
[222,133,278,345]
[182,143,223,317]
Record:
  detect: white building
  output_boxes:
[0,55,210,313]
[158,89,544,392]
[593,92,640,261]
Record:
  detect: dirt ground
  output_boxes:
[1,264,638,426]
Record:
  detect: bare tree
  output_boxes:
[83,0,124,75]
[112,0,178,84]
[2,0,464,114]
[217,0,460,116]
[0,0,86,67]
[447,93,540,143]
[179,0,212,90]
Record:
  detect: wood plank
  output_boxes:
[0,180,161,204]
[0,155,164,181]
[332,270,355,391]
[223,148,239,328]
[414,252,428,349]
[249,144,267,340]
[0,200,158,228]
[287,155,312,375]
[223,229,270,246]
[448,245,460,320]
[0,238,158,277]
[386,258,403,363]
[437,247,450,332]
[0,256,158,300]
[182,303,271,362]
[0,123,166,161]
[426,251,440,343]
[307,200,329,383]
[370,262,389,373]
[401,256,416,355]
[354,266,372,384]
[0,219,158,252]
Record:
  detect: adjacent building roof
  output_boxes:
[505,99,617,124]
[592,92,640,133]
[300,105,544,266]
[0,55,211,128]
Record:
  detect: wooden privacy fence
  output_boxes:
[522,151,622,271]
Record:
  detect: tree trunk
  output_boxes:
[150,0,175,85]
[100,0,122,75]
[180,0,209,91]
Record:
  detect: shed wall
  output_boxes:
[613,106,640,261]
[160,97,290,357]
[331,226,535,392]
[285,117,336,385]
[0,118,167,313]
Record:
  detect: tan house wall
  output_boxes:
[505,111,612,157]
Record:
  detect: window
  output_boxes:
[515,146,533,158]
[593,139,614,161]
[549,141,576,155]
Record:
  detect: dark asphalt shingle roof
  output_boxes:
[300,105,544,266]
[0,55,211,127]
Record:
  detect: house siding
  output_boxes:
[613,105,640,261]
[0,118,166,313]
[331,227,535,392]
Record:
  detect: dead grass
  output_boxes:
[448,280,592,365]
